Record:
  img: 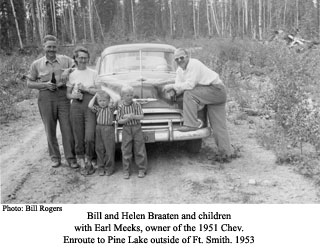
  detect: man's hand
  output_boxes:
[175,89,184,96]
[46,81,57,91]
[61,68,74,84]
[163,84,175,92]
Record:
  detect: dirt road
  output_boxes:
[1,99,319,204]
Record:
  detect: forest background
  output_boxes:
[1,0,320,181]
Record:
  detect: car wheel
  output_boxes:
[186,139,202,154]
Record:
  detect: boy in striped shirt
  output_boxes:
[89,90,116,176]
[117,85,148,179]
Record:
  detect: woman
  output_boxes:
[67,46,98,175]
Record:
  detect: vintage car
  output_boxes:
[95,43,211,153]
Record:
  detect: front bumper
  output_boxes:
[115,122,211,143]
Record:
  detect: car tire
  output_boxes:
[186,139,202,154]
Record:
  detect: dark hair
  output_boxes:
[43,35,57,44]
[73,46,90,62]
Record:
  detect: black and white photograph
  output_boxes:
[1,0,320,249]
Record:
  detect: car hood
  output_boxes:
[96,71,178,108]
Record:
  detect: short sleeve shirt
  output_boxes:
[27,55,74,84]
[67,68,98,91]
[116,101,143,126]
[91,105,116,126]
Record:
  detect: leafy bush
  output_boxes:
[264,43,320,154]
[0,53,38,123]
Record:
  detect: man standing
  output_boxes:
[27,35,77,168]
[164,48,232,158]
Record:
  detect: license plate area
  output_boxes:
[143,131,155,143]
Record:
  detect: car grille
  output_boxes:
[115,108,183,129]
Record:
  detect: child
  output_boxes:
[88,90,116,176]
[117,85,148,179]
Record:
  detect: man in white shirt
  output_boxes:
[164,48,232,157]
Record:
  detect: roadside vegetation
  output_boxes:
[1,37,320,184]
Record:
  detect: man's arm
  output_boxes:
[60,55,76,85]
[27,63,57,92]
[163,67,197,95]
[173,67,198,93]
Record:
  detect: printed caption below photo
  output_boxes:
[64,210,255,245]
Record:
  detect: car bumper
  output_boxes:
[115,126,211,143]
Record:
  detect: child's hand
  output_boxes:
[90,106,98,112]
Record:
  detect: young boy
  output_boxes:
[88,90,116,176]
[117,85,148,179]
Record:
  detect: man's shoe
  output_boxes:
[79,159,86,169]
[85,163,96,176]
[177,126,198,132]
[138,171,146,178]
[123,172,130,179]
[69,162,79,169]
[97,167,105,176]
[106,169,114,176]
[51,160,61,168]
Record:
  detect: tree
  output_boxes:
[9,0,23,48]
[136,0,156,38]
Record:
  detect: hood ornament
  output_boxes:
[133,98,158,104]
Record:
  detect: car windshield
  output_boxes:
[99,51,175,74]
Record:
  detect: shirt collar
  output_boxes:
[45,55,61,64]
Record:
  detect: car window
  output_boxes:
[99,50,175,74]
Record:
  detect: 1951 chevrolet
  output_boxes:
[95,43,211,153]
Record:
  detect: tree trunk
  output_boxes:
[269,0,272,30]
[210,0,220,36]
[283,0,287,26]
[296,0,299,28]
[23,0,28,44]
[237,0,241,37]
[229,0,232,36]
[168,0,173,37]
[206,0,212,36]
[193,0,196,38]
[30,0,39,43]
[9,0,23,48]
[88,0,95,43]
[36,0,45,43]
[258,0,262,40]
[250,0,253,38]
[131,0,136,37]
[93,0,105,43]
[69,3,77,44]
[50,0,57,36]
[197,0,200,37]
[82,8,87,43]
[221,1,224,37]
[318,0,320,40]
